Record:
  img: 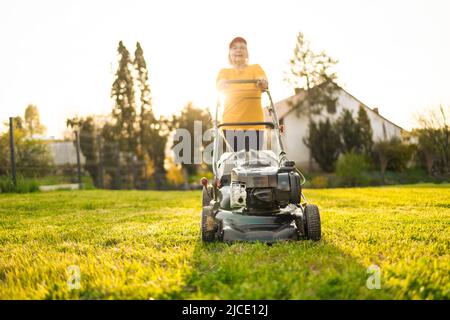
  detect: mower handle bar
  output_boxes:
[218,122,275,129]
[222,79,259,84]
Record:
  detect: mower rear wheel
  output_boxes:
[304,204,321,241]
[201,206,216,242]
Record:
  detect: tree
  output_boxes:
[67,117,100,187]
[134,42,172,189]
[285,32,339,115]
[101,122,122,189]
[68,116,120,190]
[111,41,137,152]
[174,102,212,177]
[413,128,439,174]
[373,140,391,184]
[111,41,138,188]
[24,104,46,137]
[0,116,52,177]
[285,32,339,170]
[415,105,449,175]
[134,41,153,188]
[386,138,415,172]
[145,115,174,190]
[10,117,24,131]
[16,137,53,177]
[0,133,8,175]
[303,118,341,172]
[333,106,373,158]
[373,138,415,184]
[357,105,373,156]
[134,42,152,118]
[336,109,361,154]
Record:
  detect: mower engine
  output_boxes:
[230,160,301,214]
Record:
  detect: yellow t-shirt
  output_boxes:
[216,64,267,130]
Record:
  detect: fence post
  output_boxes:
[74,130,82,189]
[183,167,189,190]
[115,142,121,189]
[97,135,104,189]
[9,117,17,187]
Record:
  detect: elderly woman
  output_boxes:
[216,37,269,152]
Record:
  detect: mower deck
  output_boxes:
[215,210,301,242]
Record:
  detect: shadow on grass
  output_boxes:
[167,239,396,300]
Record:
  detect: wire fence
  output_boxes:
[0,117,205,191]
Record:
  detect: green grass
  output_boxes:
[0,184,449,299]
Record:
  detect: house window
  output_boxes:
[326,98,337,114]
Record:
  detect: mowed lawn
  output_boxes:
[0,184,449,299]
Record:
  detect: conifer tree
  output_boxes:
[303,118,341,172]
[134,42,170,189]
[357,105,373,155]
[285,32,339,170]
[111,41,138,188]
[336,109,362,154]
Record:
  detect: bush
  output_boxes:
[413,106,450,175]
[335,152,370,186]
[386,139,416,172]
[0,130,53,177]
[0,176,39,193]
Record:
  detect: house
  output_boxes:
[274,85,405,170]
[22,134,86,167]
[47,141,85,166]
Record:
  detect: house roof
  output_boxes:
[275,84,406,132]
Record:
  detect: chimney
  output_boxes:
[373,107,379,114]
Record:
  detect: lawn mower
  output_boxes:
[201,79,321,243]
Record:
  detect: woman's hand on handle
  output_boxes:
[217,79,229,91]
[256,78,268,91]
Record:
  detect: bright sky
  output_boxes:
[1,0,449,137]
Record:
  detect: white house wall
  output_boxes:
[282,112,311,168]
[48,141,86,166]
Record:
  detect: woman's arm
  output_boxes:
[216,69,229,91]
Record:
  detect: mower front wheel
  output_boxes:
[202,186,214,207]
[304,204,321,241]
[201,206,216,242]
